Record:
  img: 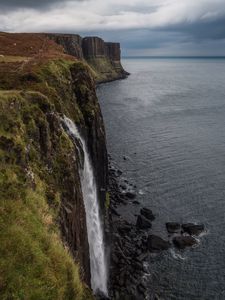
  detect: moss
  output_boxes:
[105,192,110,210]
[0,175,86,300]
[85,57,120,83]
[0,60,96,299]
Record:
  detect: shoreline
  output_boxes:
[106,156,157,300]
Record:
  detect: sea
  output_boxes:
[97,57,225,300]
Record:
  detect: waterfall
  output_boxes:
[63,116,108,296]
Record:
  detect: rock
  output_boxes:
[136,215,152,229]
[120,183,127,190]
[137,283,146,295]
[133,200,140,205]
[173,236,197,249]
[147,235,170,252]
[136,253,149,262]
[118,225,132,234]
[125,192,136,199]
[47,33,83,59]
[140,208,155,221]
[111,208,120,216]
[117,169,123,176]
[182,223,205,236]
[166,222,181,233]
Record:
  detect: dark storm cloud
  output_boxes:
[159,17,225,41]
[1,0,225,55]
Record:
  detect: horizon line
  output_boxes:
[122,55,225,59]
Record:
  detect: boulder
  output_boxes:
[147,235,170,252]
[182,223,204,236]
[133,200,140,205]
[166,222,181,233]
[140,208,155,221]
[125,191,136,199]
[173,236,197,249]
[136,215,152,230]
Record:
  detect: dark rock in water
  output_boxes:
[182,223,205,236]
[147,235,170,252]
[125,191,136,199]
[136,215,152,229]
[140,207,155,221]
[133,200,140,205]
[117,169,123,175]
[173,236,197,249]
[120,183,127,190]
[166,222,181,233]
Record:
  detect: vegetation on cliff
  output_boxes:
[0,33,101,299]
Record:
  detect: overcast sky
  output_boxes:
[1,0,225,56]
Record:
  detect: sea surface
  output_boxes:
[97,58,225,300]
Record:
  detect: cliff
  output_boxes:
[0,32,109,299]
[46,34,129,83]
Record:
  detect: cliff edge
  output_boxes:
[47,33,129,83]
[0,32,110,299]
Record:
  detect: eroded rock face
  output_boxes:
[47,33,83,59]
[105,42,121,62]
[46,33,129,83]
[70,63,108,213]
[82,36,106,58]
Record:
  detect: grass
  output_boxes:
[85,57,120,83]
[0,59,95,299]
[0,172,85,300]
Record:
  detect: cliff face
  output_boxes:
[70,64,108,212]
[47,34,129,83]
[47,33,84,59]
[0,33,108,299]
[82,36,106,58]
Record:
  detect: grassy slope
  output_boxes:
[85,57,123,83]
[0,57,94,300]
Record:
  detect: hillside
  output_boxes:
[0,33,110,299]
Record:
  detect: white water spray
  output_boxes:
[63,116,108,295]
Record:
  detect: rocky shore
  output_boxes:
[107,156,205,300]
[107,157,157,300]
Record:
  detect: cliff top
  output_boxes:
[0,32,75,59]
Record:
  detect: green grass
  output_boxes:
[105,192,110,210]
[0,60,95,299]
[0,172,84,300]
[85,57,120,83]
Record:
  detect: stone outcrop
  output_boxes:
[82,36,106,58]
[47,33,83,59]
[47,33,129,83]
[105,42,121,62]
